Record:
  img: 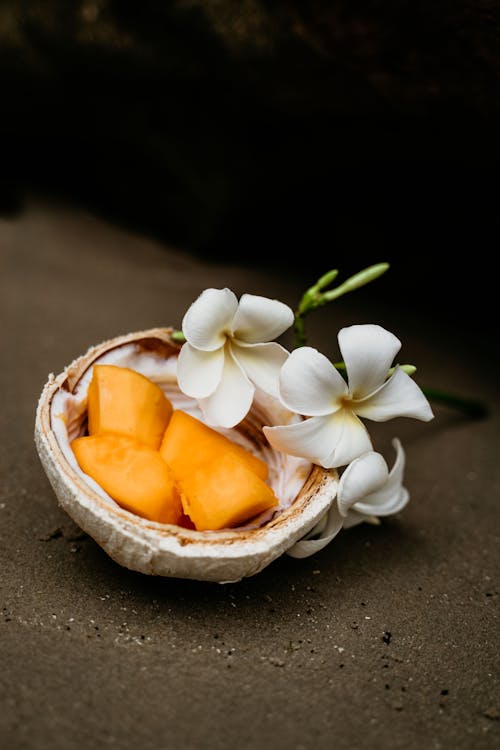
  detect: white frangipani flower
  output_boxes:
[286,438,409,559]
[263,324,433,468]
[177,287,294,428]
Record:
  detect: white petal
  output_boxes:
[337,451,389,517]
[176,343,224,398]
[286,504,344,558]
[263,415,337,466]
[264,408,372,468]
[354,438,409,516]
[197,346,254,428]
[321,410,374,468]
[182,288,238,351]
[232,294,294,343]
[338,324,401,399]
[342,509,379,529]
[231,341,289,398]
[353,367,434,422]
[355,487,409,517]
[278,347,348,416]
[387,437,405,487]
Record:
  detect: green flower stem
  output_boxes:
[294,263,390,348]
[293,315,307,349]
[421,388,488,418]
[322,263,390,303]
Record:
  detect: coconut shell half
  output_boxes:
[34,328,338,583]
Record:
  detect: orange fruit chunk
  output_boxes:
[159,409,268,482]
[72,434,183,525]
[176,451,278,531]
[159,410,276,530]
[87,364,173,450]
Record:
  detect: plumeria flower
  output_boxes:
[264,324,433,468]
[177,287,294,428]
[286,438,409,558]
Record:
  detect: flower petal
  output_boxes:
[342,509,380,529]
[264,408,372,468]
[232,341,289,398]
[182,288,238,351]
[286,504,344,558]
[263,415,337,466]
[338,324,401,399]
[337,451,389,517]
[354,438,409,516]
[320,410,374,468]
[278,346,348,416]
[176,343,224,398]
[197,346,254,428]
[353,367,434,422]
[232,294,294,343]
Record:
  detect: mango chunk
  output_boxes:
[72,434,183,525]
[159,409,268,482]
[176,451,278,531]
[87,364,173,450]
[159,410,275,530]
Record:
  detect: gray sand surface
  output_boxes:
[1,199,498,749]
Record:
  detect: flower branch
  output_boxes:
[294,266,488,419]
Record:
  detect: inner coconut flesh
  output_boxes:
[50,343,312,531]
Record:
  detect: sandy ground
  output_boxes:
[1,199,498,749]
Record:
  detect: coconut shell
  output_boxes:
[34,328,338,583]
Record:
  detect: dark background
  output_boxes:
[1,1,498,328]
